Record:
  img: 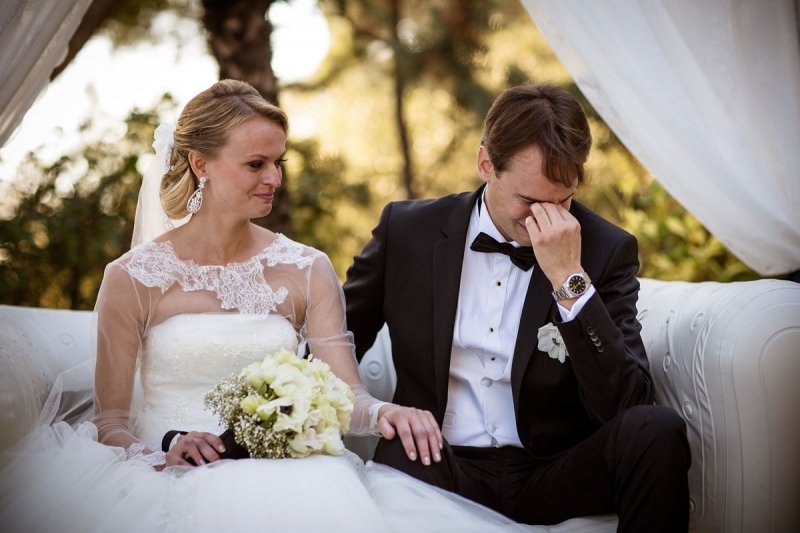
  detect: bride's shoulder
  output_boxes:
[257,231,328,269]
[112,240,175,267]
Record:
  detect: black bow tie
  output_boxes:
[470,232,537,271]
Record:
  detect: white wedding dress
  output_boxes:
[0,235,532,533]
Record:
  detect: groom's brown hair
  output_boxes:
[481,84,592,187]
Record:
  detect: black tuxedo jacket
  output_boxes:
[344,188,653,458]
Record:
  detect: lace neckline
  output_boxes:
[155,233,285,269]
[124,234,316,315]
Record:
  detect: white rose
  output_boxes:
[272,395,312,434]
[289,427,320,456]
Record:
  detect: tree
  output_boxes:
[2,0,761,312]
[0,104,168,308]
[51,0,294,235]
[310,0,498,199]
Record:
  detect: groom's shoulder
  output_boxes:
[382,191,473,227]
[571,200,637,250]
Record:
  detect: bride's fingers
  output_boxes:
[377,416,396,440]
[424,411,443,462]
[393,417,419,462]
[165,445,196,467]
[379,405,441,465]
[196,439,221,463]
[204,434,226,454]
[409,414,433,466]
[181,441,207,466]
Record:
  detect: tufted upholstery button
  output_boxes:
[365,360,384,379]
[58,333,74,346]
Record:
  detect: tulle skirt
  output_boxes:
[0,421,538,533]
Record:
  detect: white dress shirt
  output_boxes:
[441,192,595,448]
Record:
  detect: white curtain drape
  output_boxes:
[0,0,93,147]
[520,0,800,276]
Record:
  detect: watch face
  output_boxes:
[567,275,587,294]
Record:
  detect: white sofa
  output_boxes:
[1,278,799,532]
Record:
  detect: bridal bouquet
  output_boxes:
[204,348,355,459]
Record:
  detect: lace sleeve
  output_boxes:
[301,253,385,437]
[93,262,165,467]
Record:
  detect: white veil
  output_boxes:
[131,123,179,247]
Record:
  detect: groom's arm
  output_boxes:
[555,233,653,425]
[344,202,393,362]
[526,202,652,426]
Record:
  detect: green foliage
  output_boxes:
[285,139,372,275]
[599,173,759,282]
[0,106,166,309]
[1,0,765,311]
[102,0,200,46]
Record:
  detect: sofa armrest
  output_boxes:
[0,305,93,452]
[636,278,800,532]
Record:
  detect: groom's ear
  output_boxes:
[477,145,495,184]
[187,151,208,178]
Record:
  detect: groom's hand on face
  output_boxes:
[378,405,443,466]
[525,202,584,292]
[165,431,226,467]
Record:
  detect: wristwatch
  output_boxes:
[552,272,591,302]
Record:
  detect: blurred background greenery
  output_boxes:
[0,0,760,310]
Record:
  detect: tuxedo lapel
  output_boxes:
[510,265,557,412]
[431,188,482,411]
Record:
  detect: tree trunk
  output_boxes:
[201,0,292,236]
[50,0,124,80]
[388,0,416,199]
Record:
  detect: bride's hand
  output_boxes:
[165,431,226,467]
[377,405,443,466]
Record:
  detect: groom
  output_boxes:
[344,84,691,531]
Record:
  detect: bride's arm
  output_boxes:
[303,254,443,465]
[93,263,166,468]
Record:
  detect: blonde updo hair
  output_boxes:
[160,79,289,219]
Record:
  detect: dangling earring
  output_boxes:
[187,176,207,214]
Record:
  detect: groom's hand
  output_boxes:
[525,202,584,307]
[165,431,226,467]
[377,404,443,466]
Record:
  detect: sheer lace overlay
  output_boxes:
[92,234,382,467]
[125,237,314,315]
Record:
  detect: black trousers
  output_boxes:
[373,405,691,532]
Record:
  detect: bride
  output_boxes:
[0,80,532,532]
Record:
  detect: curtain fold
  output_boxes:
[521,0,800,276]
[0,0,93,147]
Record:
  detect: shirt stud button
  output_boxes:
[489,327,494,332]
[490,356,496,361]
[496,281,501,286]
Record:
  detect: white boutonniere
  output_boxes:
[537,323,569,363]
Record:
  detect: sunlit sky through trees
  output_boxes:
[0,0,330,182]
